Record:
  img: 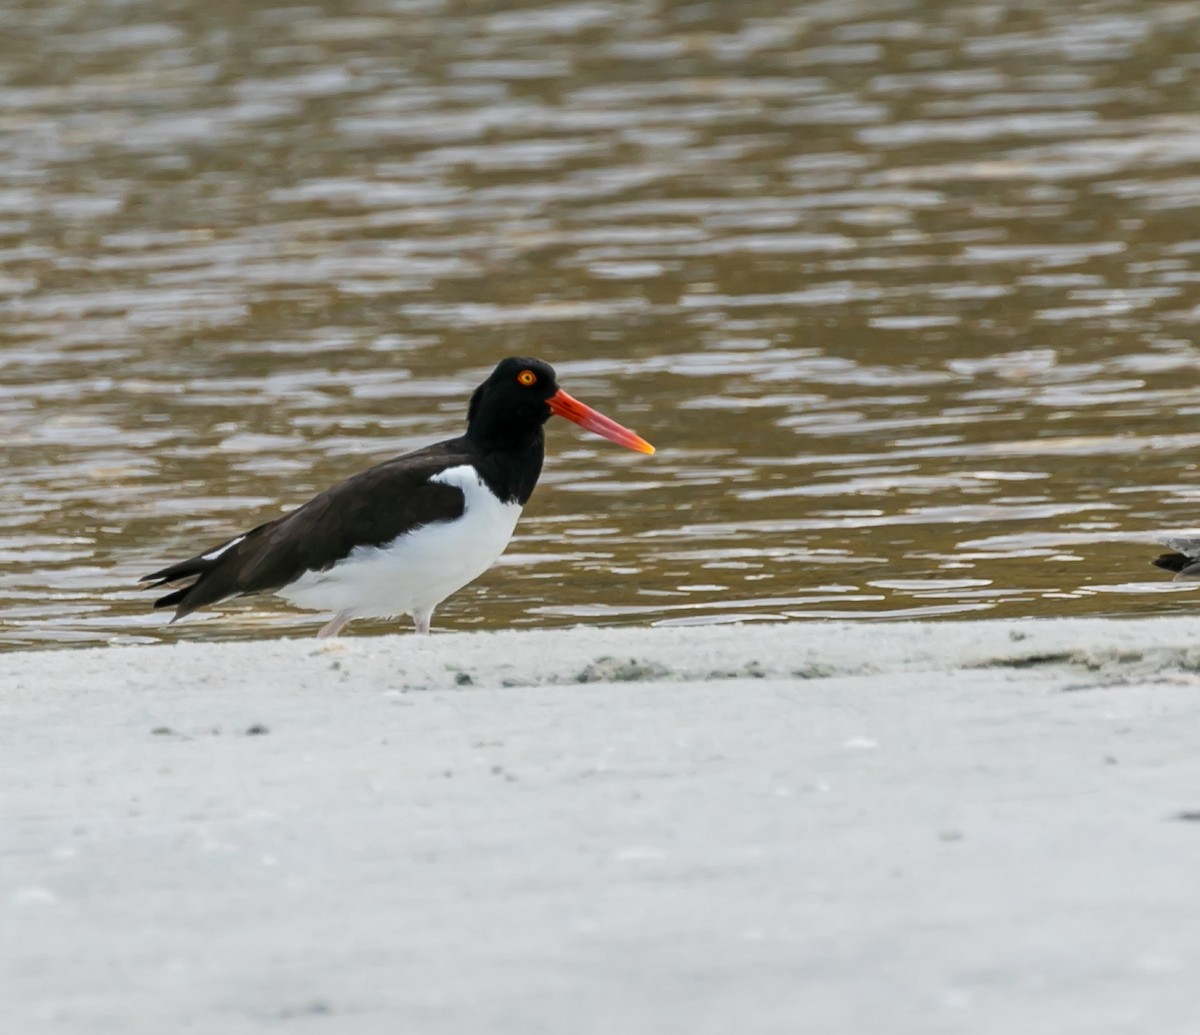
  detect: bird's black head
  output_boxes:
[466,355,655,458]
[466,357,560,451]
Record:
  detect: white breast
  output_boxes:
[278,465,522,620]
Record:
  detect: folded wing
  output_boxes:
[141,441,473,620]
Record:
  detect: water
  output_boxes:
[3,0,1200,647]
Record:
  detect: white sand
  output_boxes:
[4,618,1200,1033]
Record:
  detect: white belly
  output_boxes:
[277,465,522,620]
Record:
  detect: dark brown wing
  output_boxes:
[141,438,477,620]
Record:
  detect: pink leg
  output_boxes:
[317,611,353,639]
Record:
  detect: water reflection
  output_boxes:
[2,0,1200,647]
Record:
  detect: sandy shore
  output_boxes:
[5,618,1200,1033]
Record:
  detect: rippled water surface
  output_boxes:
[4,0,1200,647]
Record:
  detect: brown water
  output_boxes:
[3,0,1200,647]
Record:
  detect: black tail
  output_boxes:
[139,558,210,616]
[140,528,263,620]
[1149,536,1200,580]
[149,584,193,612]
[1153,551,1200,577]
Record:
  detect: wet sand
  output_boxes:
[4,618,1200,1033]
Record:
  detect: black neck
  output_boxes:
[465,428,545,506]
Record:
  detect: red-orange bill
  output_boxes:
[547,389,655,454]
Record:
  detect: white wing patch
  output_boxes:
[202,534,246,562]
[278,465,522,619]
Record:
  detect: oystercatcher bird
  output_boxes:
[1151,536,1200,580]
[141,357,654,637]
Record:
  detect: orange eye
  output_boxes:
[517,370,537,386]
